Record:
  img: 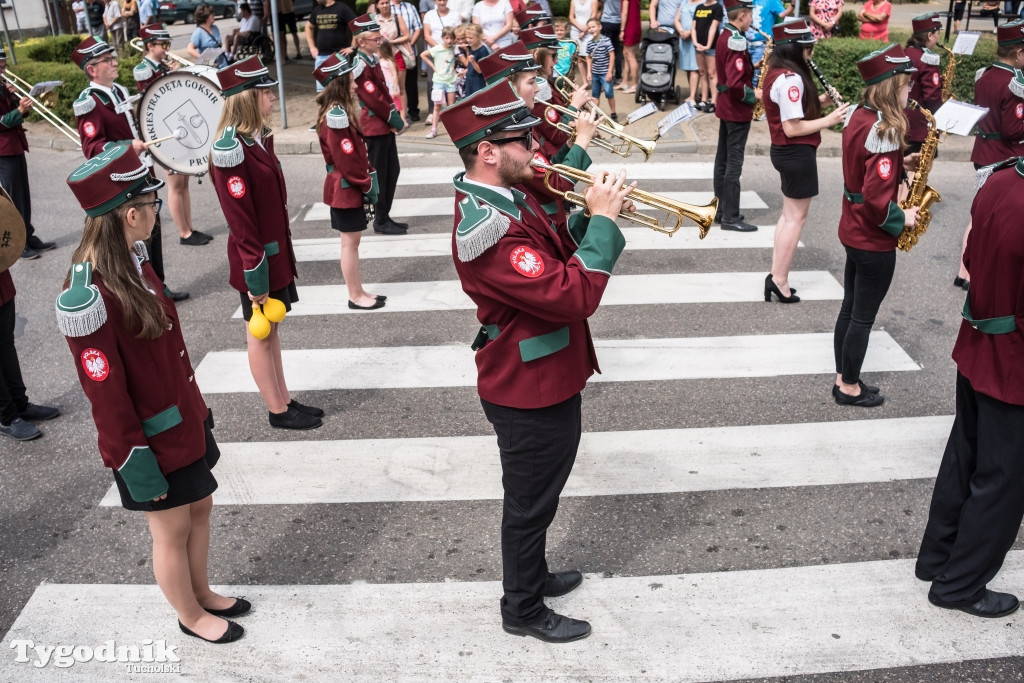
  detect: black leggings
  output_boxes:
[0,298,27,425]
[833,245,896,385]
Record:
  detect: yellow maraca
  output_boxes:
[262,297,287,323]
[248,302,271,340]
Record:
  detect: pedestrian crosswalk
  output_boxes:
[3,151,999,682]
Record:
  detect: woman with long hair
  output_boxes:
[832,44,920,407]
[210,56,323,430]
[374,1,411,128]
[315,52,386,310]
[762,19,848,303]
[57,144,247,644]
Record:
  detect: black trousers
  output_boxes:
[833,245,896,384]
[917,372,1024,602]
[147,210,165,284]
[601,21,623,81]
[366,133,400,227]
[481,393,583,625]
[405,53,420,118]
[0,298,27,425]
[713,120,751,224]
[0,153,36,240]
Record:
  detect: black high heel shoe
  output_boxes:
[764,274,800,304]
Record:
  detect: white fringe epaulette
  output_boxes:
[535,77,552,103]
[975,66,988,83]
[211,126,244,168]
[865,112,898,154]
[1010,74,1024,98]
[134,61,154,81]
[975,158,1017,189]
[73,90,96,117]
[843,104,858,129]
[454,195,510,262]
[727,34,748,52]
[55,263,108,338]
[921,50,940,66]
[326,106,350,129]
[352,58,366,79]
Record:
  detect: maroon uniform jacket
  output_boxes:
[210,128,297,296]
[904,46,943,144]
[134,56,171,93]
[353,51,405,137]
[74,83,140,159]
[317,108,375,209]
[0,270,14,306]
[763,68,820,148]
[953,164,1024,406]
[714,23,756,123]
[971,63,1024,168]
[451,173,625,409]
[839,106,905,252]
[0,90,29,157]
[59,258,209,501]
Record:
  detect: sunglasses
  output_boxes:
[486,131,534,150]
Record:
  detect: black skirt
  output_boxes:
[113,414,220,511]
[770,143,819,199]
[330,206,368,233]
[239,281,299,322]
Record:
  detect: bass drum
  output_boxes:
[0,185,26,273]
[139,65,225,176]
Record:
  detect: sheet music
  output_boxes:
[197,48,225,66]
[951,31,980,55]
[932,99,988,136]
[656,102,698,138]
[627,102,657,125]
[28,81,62,98]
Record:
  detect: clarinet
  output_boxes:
[808,58,844,107]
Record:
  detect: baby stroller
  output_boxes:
[636,28,683,109]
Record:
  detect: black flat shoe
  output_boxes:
[26,236,56,252]
[928,589,1019,618]
[288,399,325,418]
[833,387,885,407]
[503,611,591,643]
[833,382,880,398]
[348,299,385,310]
[178,619,245,643]
[375,294,388,302]
[373,222,407,235]
[204,598,251,617]
[268,406,322,430]
[388,219,409,230]
[18,403,60,421]
[543,570,584,598]
[180,231,213,246]
[764,273,800,303]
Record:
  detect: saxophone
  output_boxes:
[751,28,773,120]
[897,99,942,252]
[934,42,959,101]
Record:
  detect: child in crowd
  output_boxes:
[585,17,616,119]
[461,23,491,96]
[421,26,458,138]
[553,17,580,81]
[378,42,406,126]
[511,19,522,39]
[454,24,470,98]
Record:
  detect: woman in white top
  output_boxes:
[570,0,594,49]
[424,0,461,47]
[375,3,412,126]
[472,0,514,50]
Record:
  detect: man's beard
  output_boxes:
[497,147,534,185]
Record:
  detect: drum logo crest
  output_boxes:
[163,101,209,150]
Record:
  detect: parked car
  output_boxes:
[159,0,236,24]
[293,0,315,20]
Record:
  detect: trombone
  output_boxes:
[532,160,716,238]
[129,37,195,68]
[0,70,80,147]
[544,102,658,161]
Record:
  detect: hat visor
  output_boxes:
[498,112,542,131]
[139,175,166,194]
[254,75,279,88]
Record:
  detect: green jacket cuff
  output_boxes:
[366,170,379,204]
[119,446,168,502]
[243,252,270,295]
[742,86,756,107]
[562,144,592,172]
[572,215,625,274]
[0,109,23,129]
[879,200,905,237]
[567,211,588,245]
[387,109,404,130]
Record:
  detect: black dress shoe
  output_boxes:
[543,570,583,598]
[0,417,42,441]
[348,298,385,310]
[928,589,1020,618]
[714,212,744,225]
[389,219,409,230]
[288,399,325,418]
[167,290,190,302]
[204,598,251,617]
[180,230,213,245]
[502,610,591,643]
[833,386,885,407]
[21,246,40,260]
[721,220,758,233]
[178,619,245,643]
[18,403,60,422]
[268,406,322,430]
[374,222,407,235]
[26,236,56,252]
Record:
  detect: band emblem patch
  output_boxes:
[81,348,109,382]
[340,138,354,155]
[82,121,96,138]
[1017,103,1023,120]
[364,81,376,93]
[546,108,560,123]
[510,246,545,278]
[788,85,800,102]
[734,57,744,73]
[932,72,940,87]
[877,157,892,180]
[227,175,246,199]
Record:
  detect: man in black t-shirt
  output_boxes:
[305,0,357,90]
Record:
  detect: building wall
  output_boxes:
[1,1,58,37]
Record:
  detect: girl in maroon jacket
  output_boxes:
[832,44,920,408]
[57,144,247,644]
[314,52,385,310]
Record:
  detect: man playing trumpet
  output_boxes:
[441,80,631,644]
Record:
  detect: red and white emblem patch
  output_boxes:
[340,138,354,155]
[931,72,940,87]
[1016,102,1024,120]
[532,151,549,173]
[787,85,800,103]
[546,107,560,123]
[877,157,893,180]
[80,348,109,382]
[82,121,96,138]
[734,57,744,73]
[510,246,545,278]
[364,81,376,93]
[227,175,246,199]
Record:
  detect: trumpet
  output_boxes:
[0,70,80,147]
[544,103,658,161]
[129,37,195,68]
[552,72,625,132]
[531,160,716,238]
